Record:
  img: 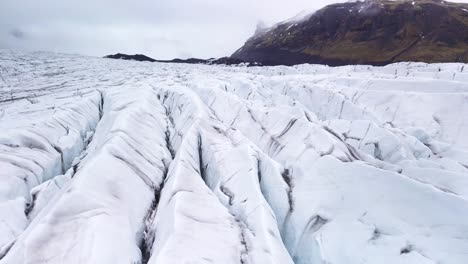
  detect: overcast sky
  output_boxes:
[1,0,467,59]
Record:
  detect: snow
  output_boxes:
[286,9,316,23]
[0,50,467,264]
[286,24,296,31]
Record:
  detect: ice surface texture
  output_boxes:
[0,50,468,264]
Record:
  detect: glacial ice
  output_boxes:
[0,50,467,264]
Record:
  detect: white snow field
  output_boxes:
[0,50,467,264]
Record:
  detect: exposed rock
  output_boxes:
[232,0,468,66]
[104,54,253,66]
[104,53,156,62]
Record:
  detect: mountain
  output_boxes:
[104,53,156,62]
[1,50,468,264]
[104,53,252,65]
[232,0,468,66]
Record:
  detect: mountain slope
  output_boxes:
[232,0,468,66]
[0,50,468,264]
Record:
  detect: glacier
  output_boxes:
[0,50,468,264]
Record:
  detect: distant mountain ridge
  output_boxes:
[231,0,468,66]
[104,53,251,65]
[104,53,157,62]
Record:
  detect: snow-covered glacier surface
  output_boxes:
[0,50,468,264]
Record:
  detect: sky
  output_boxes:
[1,0,467,59]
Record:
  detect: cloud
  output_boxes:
[9,29,26,39]
[1,0,467,59]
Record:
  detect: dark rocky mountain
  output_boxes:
[104,54,252,66]
[104,53,156,62]
[162,58,208,64]
[231,0,468,66]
